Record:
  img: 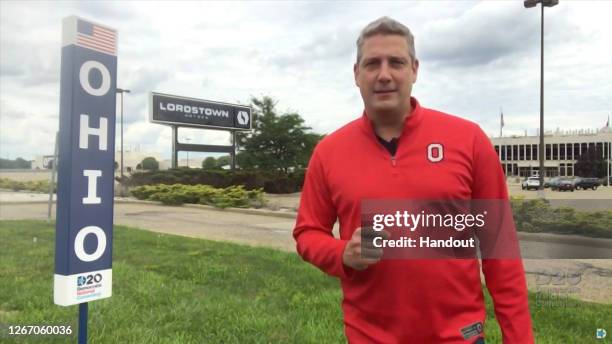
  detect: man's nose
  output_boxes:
[377,62,392,83]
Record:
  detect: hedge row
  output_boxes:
[0,178,52,193]
[511,197,612,238]
[126,168,305,194]
[131,184,266,208]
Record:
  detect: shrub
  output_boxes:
[131,183,266,209]
[202,157,217,169]
[141,157,159,171]
[510,197,612,238]
[0,178,52,193]
[126,168,305,194]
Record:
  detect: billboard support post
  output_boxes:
[231,131,237,171]
[171,125,178,169]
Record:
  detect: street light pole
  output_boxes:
[538,2,545,196]
[524,0,558,198]
[116,88,130,197]
[607,116,611,187]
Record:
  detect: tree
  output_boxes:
[235,96,323,173]
[141,157,159,171]
[216,155,231,168]
[15,157,31,168]
[0,157,31,169]
[202,157,217,169]
[574,145,606,178]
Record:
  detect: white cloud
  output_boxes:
[1,0,610,161]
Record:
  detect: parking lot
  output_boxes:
[264,184,612,212]
[495,184,612,212]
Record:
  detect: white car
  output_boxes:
[521,176,541,190]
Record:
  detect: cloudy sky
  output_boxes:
[1,0,611,161]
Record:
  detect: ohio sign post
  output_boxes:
[54,16,117,343]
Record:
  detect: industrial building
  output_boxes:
[490,128,612,178]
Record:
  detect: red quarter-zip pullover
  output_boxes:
[293,97,534,343]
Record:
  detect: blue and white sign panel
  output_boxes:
[54,16,117,306]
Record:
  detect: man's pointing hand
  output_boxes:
[343,227,390,270]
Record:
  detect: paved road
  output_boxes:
[0,201,298,252]
[1,201,611,304]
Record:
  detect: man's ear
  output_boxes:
[411,58,419,83]
[353,62,360,87]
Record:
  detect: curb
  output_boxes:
[517,232,612,249]
[182,203,297,219]
[0,198,299,220]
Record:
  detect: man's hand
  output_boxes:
[343,227,390,270]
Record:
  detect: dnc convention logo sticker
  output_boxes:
[76,273,103,287]
[596,328,607,339]
[77,276,87,287]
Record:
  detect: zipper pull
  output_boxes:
[391,156,396,167]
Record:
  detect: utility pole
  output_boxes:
[116,88,130,197]
[524,0,558,197]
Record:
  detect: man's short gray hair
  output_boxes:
[356,16,416,64]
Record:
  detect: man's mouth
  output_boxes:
[374,89,396,94]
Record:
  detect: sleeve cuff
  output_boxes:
[337,239,357,280]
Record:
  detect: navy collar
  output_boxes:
[376,134,399,156]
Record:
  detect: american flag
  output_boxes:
[76,20,116,56]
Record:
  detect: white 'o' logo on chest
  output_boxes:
[427,143,444,162]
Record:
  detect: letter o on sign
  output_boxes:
[74,226,107,262]
[79,61,111,96]
[427,143,444,162]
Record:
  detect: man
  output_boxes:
[293,17,534,343]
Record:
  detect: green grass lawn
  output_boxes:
[0,220,610,343]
